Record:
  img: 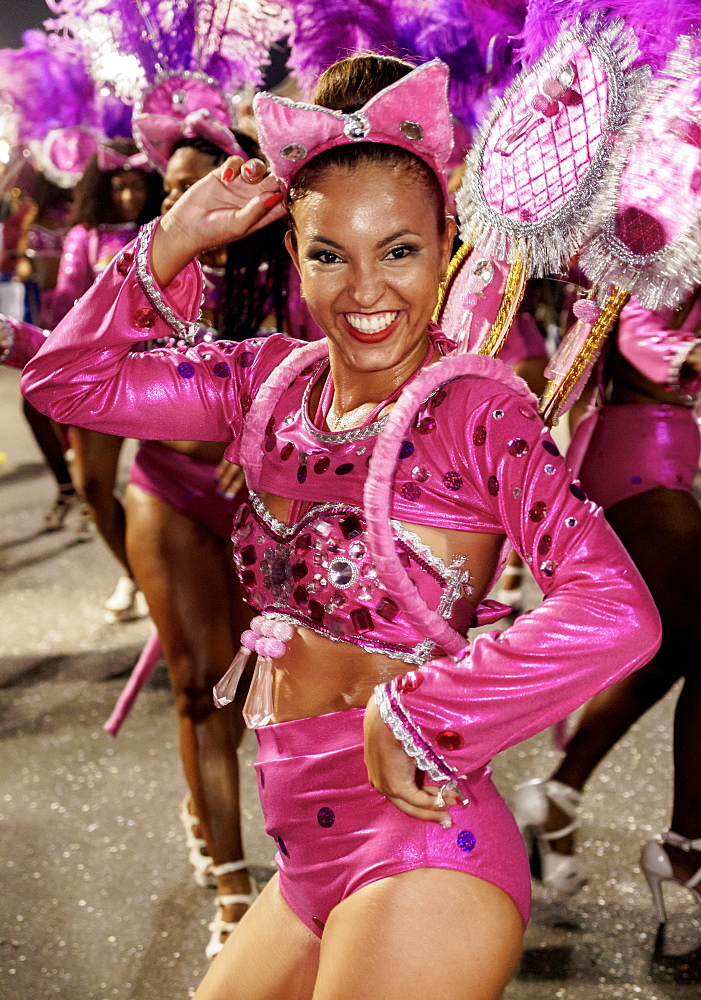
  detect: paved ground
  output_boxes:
[1,364,700,1000]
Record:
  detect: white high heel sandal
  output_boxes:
[640,831,701,924]
[205,860,259,960]
[179,796,215,888]
[512,778,587,896]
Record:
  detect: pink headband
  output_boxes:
[97,146,153,174]
[253,60,453,193]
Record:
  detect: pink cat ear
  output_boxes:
[254,60,453,190]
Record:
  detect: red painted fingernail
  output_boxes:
[263,192,283,208]
[241,161,255,178]
[222,167,235,184]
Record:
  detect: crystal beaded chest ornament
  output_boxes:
[439,17,647,370]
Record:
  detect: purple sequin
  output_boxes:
[430,389,447,408]
[400,482,422,501]
[335,463,354,475]
[569,483,587,501]
[277,836,289,856]
[237,351,255,368]
[213,361,231,378]
[457,830,476,853]
[177,361,195,379]
[297,465,308,484]
[443,471,463,491]
[542,440,560,456]
[280,443,294,461]
[317,807,335,828]
[473,425,487,446]
[264,435,276,452]
[399,440,415,459]
[631,475,643,485]
[265,417,275,435]
[487,475,499,496]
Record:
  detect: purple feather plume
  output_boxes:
[519,0,701,68]
[0,30,97,141]
[283,0,398,98]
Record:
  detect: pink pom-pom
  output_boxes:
[272,622,295,642]
[255,637,286,659]
[572,299,601,322]
[241,630,258,651]
[251,615,267,635]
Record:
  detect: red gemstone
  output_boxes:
[529,500,547,522]
[538,533,552,555]
[241,570,256,588]
[396,670,423,693]
[295,533,312,553]
[507,438,529,457]
[436,729,464,751]
[116,252,134,276]
[133,307,157,330]
[375,596,399,622]
[240,544,256,566]
[473,425,487,446]
[308,600,325,624]
[293,585,308,604]
[291,560,308,581]
[340,514,362,539]
[314,457,330,474]
[280,442,294,461]
[350,607,373,634]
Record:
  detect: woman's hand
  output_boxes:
[215,457,246,498]
[151,156,285,287]
[364,694,460,823]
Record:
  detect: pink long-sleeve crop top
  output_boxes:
[22,221,661,760]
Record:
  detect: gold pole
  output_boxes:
[478,255,527,357]
[539,285,630,426]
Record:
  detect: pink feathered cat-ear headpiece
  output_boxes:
[253,59,454,193]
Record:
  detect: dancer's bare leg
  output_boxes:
[196,869,522,1000]
[126,485,253,915]
[70,427,130,571]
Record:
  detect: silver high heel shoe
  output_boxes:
[640,831,701,924]
[512,778,587,895]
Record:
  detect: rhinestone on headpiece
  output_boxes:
[400,121,424,141]
[471,259,495,285]
[171,89,188,110]
[344,112,371,141]
[281,143,308,161]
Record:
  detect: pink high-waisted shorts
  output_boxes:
[255,708,530,937]
[128,439,242,540]
[572,403,700,512]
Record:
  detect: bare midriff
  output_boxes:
[259,490,506,722]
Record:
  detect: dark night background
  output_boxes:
[1,0,53,49]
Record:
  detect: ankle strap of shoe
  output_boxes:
[664,830,701,852]
[211,859,250,877]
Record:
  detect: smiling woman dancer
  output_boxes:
[22,55,660,1000]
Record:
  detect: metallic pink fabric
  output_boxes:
[255,708,531,937]
[49,223,138,327]
[573,403,701,512]
[0,316,47,370]
[617,297,701,394]
[22,222,661,780]
[128,440,242,541]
